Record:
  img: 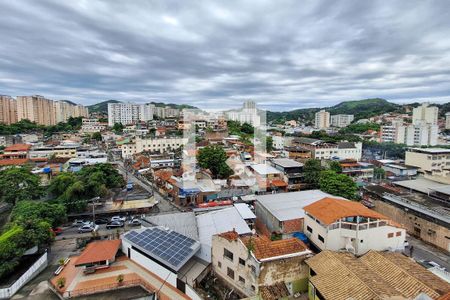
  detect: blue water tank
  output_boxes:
[293,232,309,243]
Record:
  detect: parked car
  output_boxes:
[111,216,126,222]
[78,224,99,233]
[72,220,92,227]
[129,219,141,226]
[94,218,108,225]
[52,227,63,236]
[106,221,124,229]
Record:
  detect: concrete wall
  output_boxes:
[211,235,258,297]
[372,199,450,252]
[304,214,406,255]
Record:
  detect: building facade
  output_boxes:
[54,101,88,123]
[121,137,188,158]
[17,95,56,125]
[446,112,450,130]
[330,114,354,128]
[108,103,154,126]
[412,102,438,125]
[226,101,261,127]
[405,148,450,183]
[314,110,330,129]
[0,95,18,125]
[303,197,406,255]
[212,231,311,299]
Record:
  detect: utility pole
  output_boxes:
[91,196,100,223]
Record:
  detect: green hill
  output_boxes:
[87,100,197,114]
[267,98,401,123]
[87,100,121,113]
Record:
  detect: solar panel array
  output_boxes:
[125,228,197,270]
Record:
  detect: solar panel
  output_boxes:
[126,227,199,271]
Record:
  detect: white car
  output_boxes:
[78,224,99,233]
[72,220,92,227]
[111,216,126,222]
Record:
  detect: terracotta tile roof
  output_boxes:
[75,240,121,266]
[259,282,289,300]
[0,158,28,166]
[154,169,173,181]
[4,143,31,151]
[270,179,288,187]
[282,218,302,234]
[303,197,389,225]
[240,235,308,260]
[218,230,239,241]
[306,250,450,300]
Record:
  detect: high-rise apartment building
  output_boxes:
[108,103,154,126]
[314,110,330,129]
[412,103,438,125]
[330,114,354,128]
[226,100,261,126]
[17,95,56,126]
[54,101,89,123]
[0,95,18,125]
[380,119,438,146]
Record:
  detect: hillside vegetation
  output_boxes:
[267,98,401,123]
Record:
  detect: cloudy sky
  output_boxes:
[1,1,450,111]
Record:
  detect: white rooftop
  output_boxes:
[196,207,251,262]
[393,178,448,194]
[409,148,450,154]
[250,163,283,175]
[256,190,343,221]
[234,203,256,220]
[271,158,303,168]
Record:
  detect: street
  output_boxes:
[405,235,450,271]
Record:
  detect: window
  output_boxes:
[218,261,222,268]
[396,231,402,237]
[238,276,245,284]
[239,258,245,266]
[227,267,235,279]
[387,233,394,238]
[251,285,256,291]
[360,240,364,243]
[250,265,256,275]
[307,226,313,233]
[318,235,325,243]
[223,248,234,261]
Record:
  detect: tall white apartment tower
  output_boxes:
[108,103,154,126]
[412,103,438,125]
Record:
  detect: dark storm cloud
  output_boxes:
[0,0,450,111]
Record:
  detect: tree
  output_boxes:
[0,167,43,205]
[48,163,125,213]
[266,136,274,152]
[373,167,386,180]
[319,170,357,200]
[303,159,323,188]
[112,123,124,134]
[197,145,233,179]
[240,122,254,134]
[11,200,67,227]
[91,132,102,141]
[328,161,342,173]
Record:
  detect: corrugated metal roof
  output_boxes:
[256,190,343,221]
[234,203,256,220]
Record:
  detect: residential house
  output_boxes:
[270,158,304,191]
[306,250,450,300]
[212,230,312,299]
[339,159,374,180]
[303,197,406,255]
[255,190,339,239]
